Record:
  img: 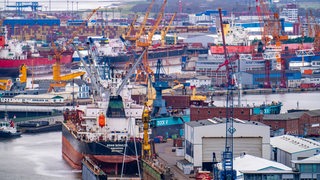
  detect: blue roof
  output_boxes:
[289,55,320,62]
[196,10,227,16]
[235,22,293,28]
[3,19,60,26]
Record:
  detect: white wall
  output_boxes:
[185,121,270,167]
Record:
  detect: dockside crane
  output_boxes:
[121,14,138,43]
[49,7,100,92]
[161,12,176,47]
[270,12,288,88]
[256,0,274,88]
[217,8,237,180]
[135,0,167,84]
[121,0,155,47]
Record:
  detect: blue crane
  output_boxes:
[6,2,42,16]
[151,59,170,118]
[217,8,237,180]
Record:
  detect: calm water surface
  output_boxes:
[0,132,80,180]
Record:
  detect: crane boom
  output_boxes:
[73,44,105,100]
[50,7,100,88]
[116,49,147,96]
[218,8,236,180]
[147,0,167,43]
[135,0,167,84]
[136,0,155,40]
[161,12,176,46]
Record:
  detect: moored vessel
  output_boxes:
[62,72,144,176]
[0,116,21,138]
[0,26,73,77]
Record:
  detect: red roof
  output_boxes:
[210,45,254,54]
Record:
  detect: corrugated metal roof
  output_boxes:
[304,110,320,117]
[228,154,292,177]
[263,111,305,120]
[270,135,320,154]
[292,154,320,164]
[186,118,266,128]
[263,109,320,120]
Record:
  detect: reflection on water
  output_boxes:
[0,132,80,180]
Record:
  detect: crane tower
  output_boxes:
[218,8,236,180]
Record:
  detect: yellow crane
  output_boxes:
[142,102,151,159]
[135,0,167,83]
[122,14,138,40]
[49,7,100,91]
[133,0,155,43]
[161,12,176,47]
[19,64,27,84]
[0,79,12,91]
[190,86,207,101]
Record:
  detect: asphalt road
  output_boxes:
[155,139,193,180]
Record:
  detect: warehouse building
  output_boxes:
[184,118,270,171]
[232,154,298,180]
[270,135,320,168]
[292,154,320,180]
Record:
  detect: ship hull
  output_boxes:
[62,123,142,172]
[97,45,187,66]
[0,131,21,138]
[0,55,73,77]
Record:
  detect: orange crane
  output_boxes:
[122,0,155,46]
[135,0,167,83]
[122,14,138,41]
[256,0,272,46]
[49,7,100,91]
[134,0,155,43]
[161,12,176,47]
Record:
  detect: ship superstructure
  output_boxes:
[62,71,144,176]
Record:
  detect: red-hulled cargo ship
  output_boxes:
[0,27,73,77]
[62,79,144,176]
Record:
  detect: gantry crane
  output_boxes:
[135,0,167,84]
[161,12,176,47]
[217,8,237,180]
[49,7,100,91]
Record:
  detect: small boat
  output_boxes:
[0,119,22,138]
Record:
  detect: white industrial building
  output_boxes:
[292,154,320,179]
[231,154,297,180]
[184,118,271,171]
[186,76,212,88]
[270,135,320,168]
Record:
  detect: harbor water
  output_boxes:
[0,92,320,180]
[0,132,81,180]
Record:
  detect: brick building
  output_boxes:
[258,110,320,137]
[190,106,253,121]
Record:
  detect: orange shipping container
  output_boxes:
[304,69,313,75]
